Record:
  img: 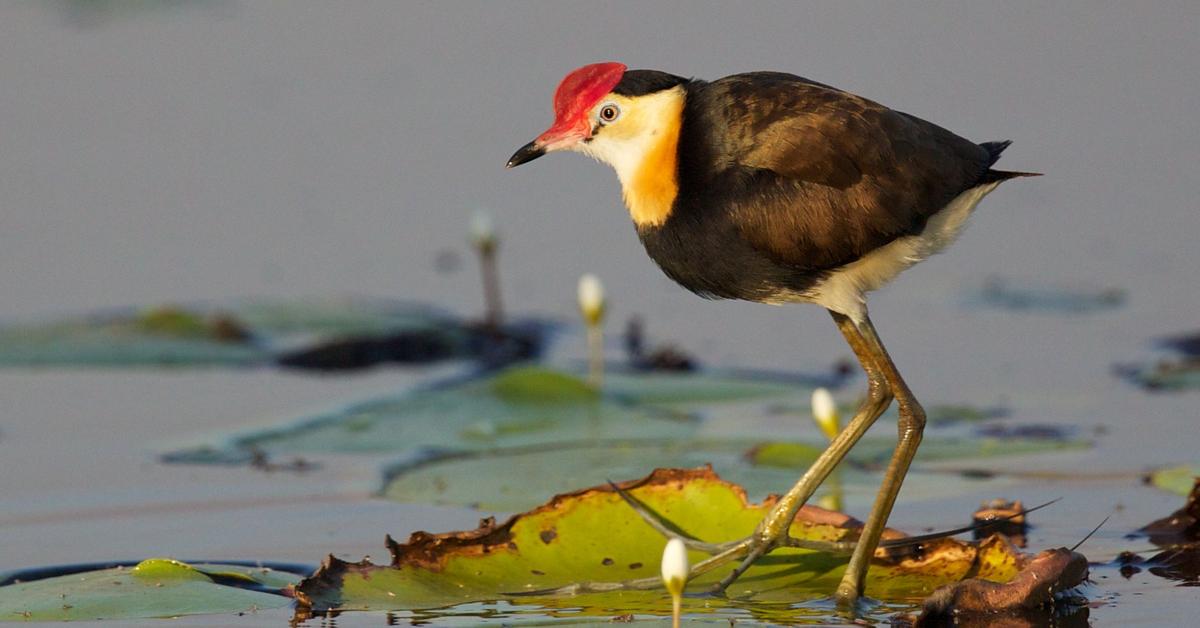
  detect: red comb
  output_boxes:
[544,62,626,138]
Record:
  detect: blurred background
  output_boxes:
[0,1,1197,620]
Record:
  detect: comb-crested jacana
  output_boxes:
[507,62,1035,607]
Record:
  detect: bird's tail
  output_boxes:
[978,140,1041,183]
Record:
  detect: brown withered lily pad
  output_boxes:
[1139,477,1200,546]
[912,548,1089,625]
[973,499,1029,547]
[1122,477,1200,585]
[294,467,1051,623]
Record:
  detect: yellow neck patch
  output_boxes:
[621,93,683,228]
[581,88,685,229]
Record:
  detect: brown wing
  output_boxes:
[695,72,993,271]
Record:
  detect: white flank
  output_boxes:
[804,181,1002,322]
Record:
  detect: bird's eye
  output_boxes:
[598,103,621,124]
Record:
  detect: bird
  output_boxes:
[506,62,1035,608]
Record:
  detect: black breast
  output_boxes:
[636,215,827,302]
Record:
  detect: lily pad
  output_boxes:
[1148,465,1200,496]
[748,433,1087,469]
[298,467,1031,623]
[163,366,696,465]
[0,297,469,368]
[968,276,1125,314]
[1157,330,1200,358]
[382,432,1089,512]
[383,441,812,511]
[601,369,834,406]
[1129,478,1199,584]
[914,548,1088,623]
[0,559,300,621]
[1115,359,1200,392]
[926,404,1009,426]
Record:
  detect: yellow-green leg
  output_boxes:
[711,310,894,594]
[832,313,925,607]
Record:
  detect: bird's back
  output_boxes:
[638,71,1018,302]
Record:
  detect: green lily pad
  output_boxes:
[601,370,808,405]
[1149,465,1200,496]
[0,297,466,368]
[0,559,300,621]
[381,431,1090,512]
[163,367,696,465]
[300,467,1030,622]
[382,440,811,511]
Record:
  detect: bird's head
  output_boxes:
[506,63,688,172]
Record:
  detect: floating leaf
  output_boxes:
[912,548,1088,624]
[1125,478,1200,585]
[381,431,1089,512]
[1139,477,1199,545]
[0,560,300,621]
[748,434,1087,469]
[1158,331,1200,358]
[382,440,814,511]
[163,367,695,465]
[0,298,468,368]
[0,316,266,367]
[926,404,1009,426]
[602,368,835,406]
[1115,359,1200,392]
[1148,465,1200,496]
[129,557,211,582]
[968,276,1124,314]
[298,467,1031,623]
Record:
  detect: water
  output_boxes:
[1,1,1198,624]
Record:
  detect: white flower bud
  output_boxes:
[660,537,689,597]
[469,208,495,248]
[811,387,840,440]
[577,274,606,326]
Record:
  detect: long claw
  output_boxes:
[710,540,774,595]
[779,535,857,554]
[607,480,733,554]
[878,498,1060,551]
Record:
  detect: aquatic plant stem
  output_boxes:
[587,322,604,388]
[478,243,504,329]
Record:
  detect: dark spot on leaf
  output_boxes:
[530,569,545,576]
[628,562,643,570]
[539,529,557,544]
[602,557,614,566]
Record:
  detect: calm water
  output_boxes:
[1,1,1198,625]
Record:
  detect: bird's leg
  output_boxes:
[832,314,925,609]
[709,310,893,595]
